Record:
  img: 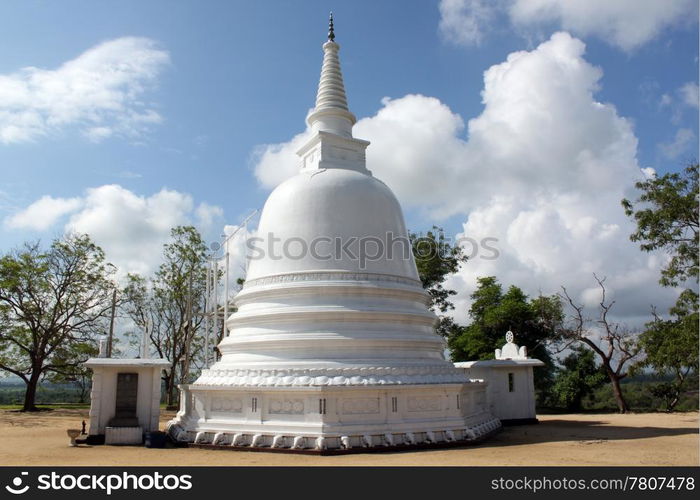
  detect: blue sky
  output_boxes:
[1,0,698,324]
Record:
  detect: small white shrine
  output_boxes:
[455,332,544,424]
[167,15,500,451]
[85,337,169,444]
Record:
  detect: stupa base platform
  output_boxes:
[183,427,501,455]
[167,381,501,451]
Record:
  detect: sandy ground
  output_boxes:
[0,410,696,466]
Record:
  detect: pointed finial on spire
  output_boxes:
[328,12,335,41]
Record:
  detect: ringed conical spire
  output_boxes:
[307,14,356,138]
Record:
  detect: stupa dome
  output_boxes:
[246,167,420,281]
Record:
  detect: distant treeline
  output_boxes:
[539,373,699,413]
[0,382,86,405]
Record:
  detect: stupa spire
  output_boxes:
[328,11,335,41]
[307,13,356,138]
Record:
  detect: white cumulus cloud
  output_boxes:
[4,195,83,230]
[251,32,679,325]
[0,37,169,144]
[196,202,225,233]
[439,0,698,51]
[65,185,195,277]
[5,184,224,279]
[253,129,312,189]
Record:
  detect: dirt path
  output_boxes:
[0,410,696,466]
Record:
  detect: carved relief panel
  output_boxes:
[341,397,380,415]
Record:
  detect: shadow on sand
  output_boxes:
[472,417,699,449]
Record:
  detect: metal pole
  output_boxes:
[141,317,150,359]
[243,218,250,275]
[204,259,211,368]
[223,240,230,335]
[212,260,219,368]
[203,209,257,365]
[107,288,117,358]
[184,270,193,382]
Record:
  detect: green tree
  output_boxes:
[634,289,699,411]
[122,226,208,407]
[449,276,563,401]
[622,162,699,411]
[0,234,115,411]
[410,226,467,337]
[551,346,606,411]
[45,340,101,403]
[622,162,698,287]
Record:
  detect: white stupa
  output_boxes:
[168,15,499,450]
